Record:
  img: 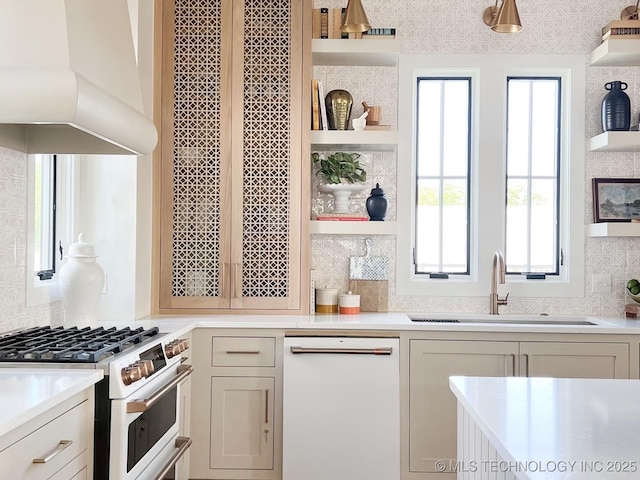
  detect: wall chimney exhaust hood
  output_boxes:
[0,0,157,155]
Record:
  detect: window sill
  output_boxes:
[26,277,61,307]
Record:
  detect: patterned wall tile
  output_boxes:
[0,148,63,334]
[312,0,640,316]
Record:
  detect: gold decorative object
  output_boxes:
[483,0,522,33]
[340,0,370,33]
[621,0,640,20]
[325,89,353,130]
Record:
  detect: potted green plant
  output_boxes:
[311,151,367,184]
[312,152,367,213]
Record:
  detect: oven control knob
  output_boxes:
[165,341,181,359]
[134,360,155,378]
[179,339,190,352]
[121,364,144,386]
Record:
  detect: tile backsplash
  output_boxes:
[0,147,63,334]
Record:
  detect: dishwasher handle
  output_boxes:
[289,346,393,355]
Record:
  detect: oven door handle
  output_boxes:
[151,436,192,480]
[127,364,193,414]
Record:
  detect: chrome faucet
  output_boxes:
[490,250,509,314]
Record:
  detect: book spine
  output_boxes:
[329,8,342,39]
[311,79,320,130]
[320,8,329,39]
[341,8,349,39]
[362,28,396,38]
[312,9,321,39]
[318,80,329,131]
[603,30,640,40]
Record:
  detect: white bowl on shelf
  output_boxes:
[627,288,640,303]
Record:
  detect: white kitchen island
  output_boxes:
[449,376,640,479]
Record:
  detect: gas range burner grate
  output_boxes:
[0,325,160,363]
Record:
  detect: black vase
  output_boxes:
[602,81,631,132]
[366,183,388,221]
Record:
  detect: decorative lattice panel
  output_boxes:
[241,0,291,298]
[171,0,222,297]
[170,0,292,300]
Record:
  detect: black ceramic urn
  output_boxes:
[366,183,388,221]
[602,81,631,132]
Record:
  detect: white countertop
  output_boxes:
[0,369,103,438]
[449,376,640,479]
[123,311,640,335]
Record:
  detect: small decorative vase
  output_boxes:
[602,81,631,132]
[58,234,105,327]
[325,89,353,130]
[366,183,388,221]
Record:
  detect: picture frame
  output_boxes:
[592,178,640,223]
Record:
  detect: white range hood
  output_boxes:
[0,0,157,155]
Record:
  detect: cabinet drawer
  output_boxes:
[211,337,276,367]
[0,399,90,480]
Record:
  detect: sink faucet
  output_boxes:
[490,250,509,314]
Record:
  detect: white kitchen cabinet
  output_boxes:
[0,389,94,480]
[209,376,275,471]
[407,337,630,479]
[190,331,283,480]
[409,340,518,476]
[158,0,308,313]
[520,341,629,378]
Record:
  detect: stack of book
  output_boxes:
[311,79,329,131]
[312,8,397,40]
[312,8,349,39]
[362,28,396,39]
[315,213,369,221]
[602,20,640,40]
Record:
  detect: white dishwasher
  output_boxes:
[283,336,400,480]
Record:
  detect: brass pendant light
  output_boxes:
[340,0,371,33]
[621,0,640,20]
[483,0,522,33]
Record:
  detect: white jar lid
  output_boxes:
[339,291,360,307]
[67,233,98,258]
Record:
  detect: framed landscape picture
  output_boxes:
[592,178,640,223]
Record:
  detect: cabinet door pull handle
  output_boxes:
[523,353,529,376]
[221,262,227,299]
[226,350,261,354]
[33,440,72,463]
[265,388,270,424]
[505,354,516,375]
[233,262,240,298]
[127,365,193,413]
[290,346,393,355]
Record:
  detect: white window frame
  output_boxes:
[26,154,77,306]
[397,54,585,298]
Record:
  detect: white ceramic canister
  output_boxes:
[58,234,105,327]
[315,287,339,313]
[338,291,360,314]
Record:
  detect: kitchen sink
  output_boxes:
[409,314,599,326]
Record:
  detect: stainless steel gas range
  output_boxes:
[0,325,193,480]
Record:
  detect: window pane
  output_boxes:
[531,81,559,177]
[415,78,470,274]
[415,179,441,271]
[505,77,559,275]
[33,154,56,275]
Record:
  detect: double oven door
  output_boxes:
[109,363,192,480]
